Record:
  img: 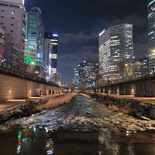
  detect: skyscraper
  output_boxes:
[44,32,58,81]
[73,68,79,86]
[78,60,98,87]
[26,7,44,74]
[148,0,155,72]
[99,24,133,80]
[0,28,5,61]
[51,34,58,74]
[44,32,53,80]
[0,0,26,65]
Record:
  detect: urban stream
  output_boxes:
[0,94,155,155]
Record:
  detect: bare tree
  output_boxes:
[16,45,28,105]
[85,63,101,95]
[115,58,132,79]
[26,65,35,73]
[98,77,105,87]
[65,82,75,92]
[4,33,28,103]
[132,61,142,78]
[78,82,86,92]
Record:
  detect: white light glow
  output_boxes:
[52,43,58,45]
[52,68,57,73]
[37,53,40,58]
[33,126,36,132]
[99,29,106,36]
[49,66,51,74]
[22,0,25,5]
[53,34,58,37]
[52,54,57,59]
[17,145,21,154]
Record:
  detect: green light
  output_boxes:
[22,128,29,131]
[18,131,22,139]
[18,135,22,139]
[18,131,22,135]
[24,49,36,65]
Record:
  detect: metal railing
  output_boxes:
[102,72,155,87]
[0,62,59,87]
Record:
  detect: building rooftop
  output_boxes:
[30,7,42,15]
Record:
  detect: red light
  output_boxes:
[18,139,22,146]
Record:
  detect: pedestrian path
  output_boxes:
[0,94,64,112]
[101,93,155,104]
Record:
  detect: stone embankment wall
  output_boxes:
[88,93,155,120]
[101,76,155,97]
[0,99,48,122]
[0,94,75,122]
[0,73,62,101]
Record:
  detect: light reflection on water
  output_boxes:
[15,125,54,155]
[0,125,155,155]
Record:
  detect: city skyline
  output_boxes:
[148,0,155,73]
[99,24,133,80]
[1,1,155,154]
[24,0,147,81]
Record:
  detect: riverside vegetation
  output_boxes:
[0,93,76,122]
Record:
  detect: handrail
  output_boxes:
[0,62,60,87]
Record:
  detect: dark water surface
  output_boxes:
[1,125,155,155]
[1,94,155,155]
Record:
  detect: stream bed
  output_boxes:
[1,94,155,155]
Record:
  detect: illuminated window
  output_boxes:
[52,54,57,59]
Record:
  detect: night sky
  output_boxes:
[25,0,148,82]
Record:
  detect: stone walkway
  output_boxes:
[0,94,64,112]
[101,93,155,104]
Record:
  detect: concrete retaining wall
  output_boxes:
[0,73,62,100]
[101,79,155,97]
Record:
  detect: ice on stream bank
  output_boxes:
[1,94,155,132]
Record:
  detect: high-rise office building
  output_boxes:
[133,56,149,77]
[78,60,98,87]
[148,0,155,72]
[0,28,5,61]
[99,24,133,79]
[25,7,45,74]
[44,32,53,80]
[0,0,26,66]
[73,68,79,86]
[51,34,58,74]
[44,32,58,81]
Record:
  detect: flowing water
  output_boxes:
[1,94,155,155]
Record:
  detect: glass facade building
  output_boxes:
[148,0,155,72]
[44,32,58,81]
[0,0,26,66]
[51,34,58,73]
[78,60,98,87]
[99,24,133,79]
[0,28,5,61]
[44,33,58,74]
[25,7,44,73]
[73,68,79,86]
